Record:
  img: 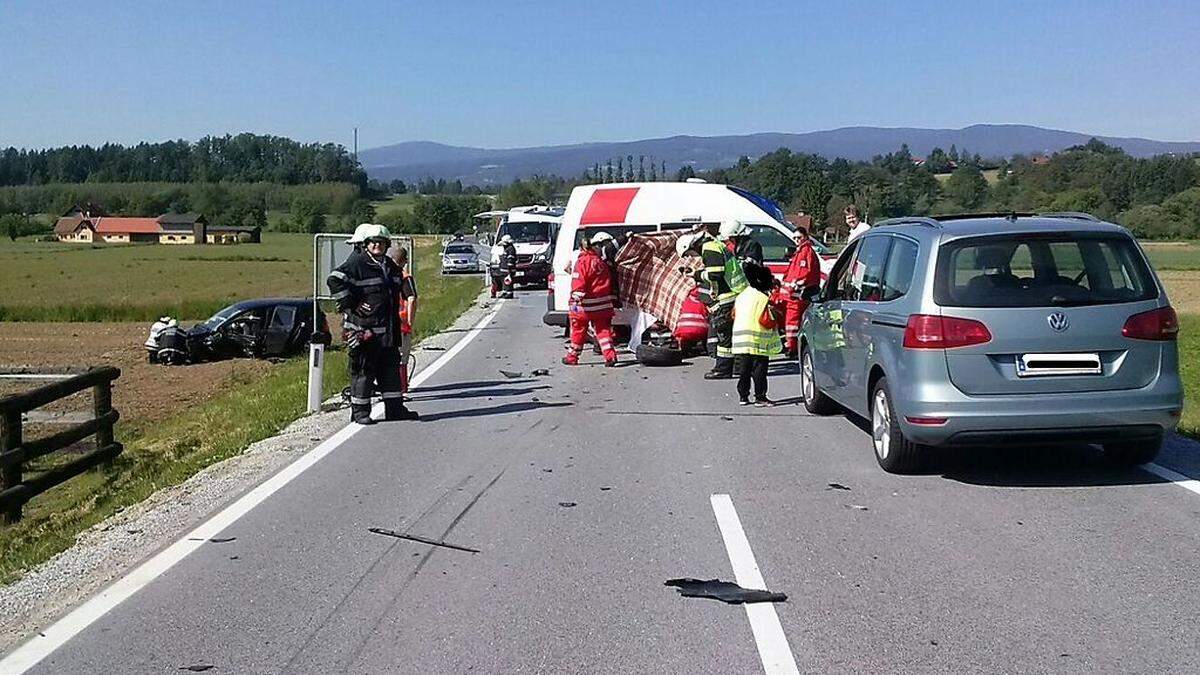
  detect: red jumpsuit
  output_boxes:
[565,247,618,364]
[674,287,709,347]
[782,238,822,354]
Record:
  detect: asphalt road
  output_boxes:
[12,290,1200,673]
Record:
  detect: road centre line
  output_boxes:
[709,494,800,675]
[1143,462,1200,497]
[0,299,506,674]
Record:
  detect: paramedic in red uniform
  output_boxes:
[782,224,822,358]
[563,232,619,367]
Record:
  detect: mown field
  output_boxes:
[0,234,484,583]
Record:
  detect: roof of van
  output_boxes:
[562,181,788,228]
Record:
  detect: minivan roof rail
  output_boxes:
[934,212,1035,221]
[876,216,941,228]
[1038,211,1101,221]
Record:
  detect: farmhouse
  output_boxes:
[54,207,260,244]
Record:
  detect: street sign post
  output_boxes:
[308,233,415,413]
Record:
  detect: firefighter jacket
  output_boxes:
[327,249,403,347]
[731,287,782,357]
[570,247,616,316]
[497,243,518,273]
[701,238,745,308]
[783,239,822,296]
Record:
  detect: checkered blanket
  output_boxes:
[615,231,696,330]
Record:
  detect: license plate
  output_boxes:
[1016,352,1102,377]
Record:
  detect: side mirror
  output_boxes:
[802,285,821,302]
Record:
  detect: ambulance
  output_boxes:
[488,206,562,287]
[543,180,834,328]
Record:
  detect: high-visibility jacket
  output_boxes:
[782,239,822,296]
[732,287,782,356]
[674,287,709,343]
[570,247,616,316]
[701,239,745,308]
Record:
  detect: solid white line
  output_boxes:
[709,494,800,675]
[1143,462,1200,497]
[0,300,505,674]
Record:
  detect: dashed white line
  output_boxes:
[1143,462,1200,497]
[0,300,505,674]
[710,494,800,675]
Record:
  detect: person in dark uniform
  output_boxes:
[497,234,517,298]
[327,224,419,425]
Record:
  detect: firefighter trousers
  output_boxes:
[707,302,734,375]
[349,340,404,420]
[784,298,809,353]
[567,311,616,362]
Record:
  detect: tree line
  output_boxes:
[0,134,366,187]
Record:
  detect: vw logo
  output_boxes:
[1047,312,1069,332]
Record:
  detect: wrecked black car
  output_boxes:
[149,298,330,365]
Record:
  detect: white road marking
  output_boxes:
[0,300,506,674]
[709,494,800,675]
[1143,462,1200,497]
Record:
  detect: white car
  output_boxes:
[441,242,484,274]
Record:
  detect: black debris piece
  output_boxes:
[368,527,480,554]
[188,537,236,543]
[826,483,852,491]
[531,368,551,376]
[720,416,734,421]
[499,369,523,378]
[424,345,447,351]
[542,468,553,473]
[665,578,787,604]
[558,502,577,508]
[179,665,215,672]
[600,486,613,491]
[229,556,239,561]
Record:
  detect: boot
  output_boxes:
[385,400,420,421]
[604,357,618,367]
[351,405,375,425]
[562,352,579,366]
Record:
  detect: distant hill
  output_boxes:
[359,124,1200,185]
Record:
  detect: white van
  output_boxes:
[544,180,834,328]
[488,206,562,287]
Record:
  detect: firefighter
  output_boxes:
[496,234,517,299]
[327,224,418,425]
[563,232,618,367]
[387,244,418,398]
[782,224,822,358]
[701,220,749,379]
[673,234,710,350]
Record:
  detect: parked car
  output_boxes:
[799,212,1183,473]
[442,242,484,274]
[180,298,330,363]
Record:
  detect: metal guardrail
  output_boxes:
[0,367,122,524]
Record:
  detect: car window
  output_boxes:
[572,225,656,249]
[845,236,891,302]
[445,244,474,254]
[271,305,296,331]
[880,238,919,301]
[746,225,793,262]
[824,241,860,301]
[935,233,1157,307]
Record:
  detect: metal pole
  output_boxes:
[308,235,323,414]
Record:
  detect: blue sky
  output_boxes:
[1,0,1197,150]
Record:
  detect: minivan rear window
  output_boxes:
[934,233,1158,307]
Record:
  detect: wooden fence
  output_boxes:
[0,367,122,524]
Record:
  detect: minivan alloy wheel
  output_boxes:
[872,388,891,460]
[802,352,815,402]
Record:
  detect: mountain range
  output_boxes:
[358,124,1200,185]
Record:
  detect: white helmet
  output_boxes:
[718,219,748,241]
[500,234,514,244]
[348,223,391,244]
[589,231,614,246]
[675,232,700,257]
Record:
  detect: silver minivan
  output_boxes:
[799,213,1183,473]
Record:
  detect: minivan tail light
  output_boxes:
[1122,307,1179,341]
[903,314,992,349]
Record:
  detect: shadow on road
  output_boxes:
[419,400,573,422]
[409,385,552,402]
[411,379,534,393]
[606,410,812,418]
[840,412,1177,488]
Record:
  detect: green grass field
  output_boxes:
[372,194,420,219]
[0,232,469,321]
[0,237,483,583]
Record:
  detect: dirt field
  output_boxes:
[0,322,273,436]
[1161,272,1200,314]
